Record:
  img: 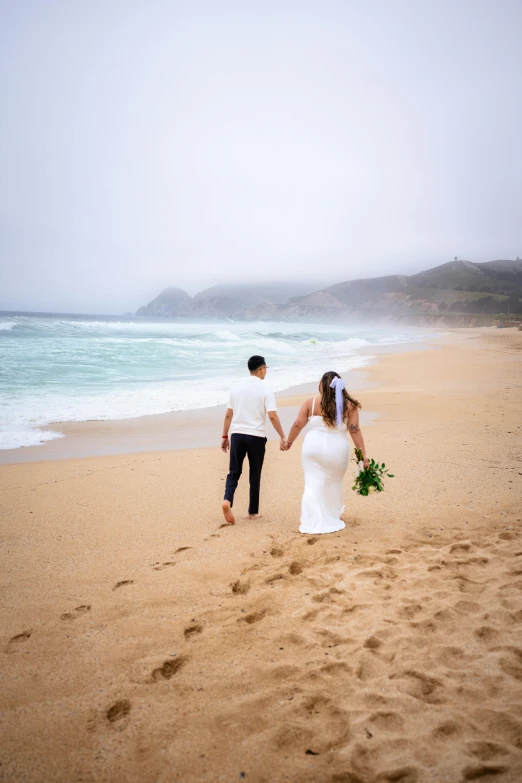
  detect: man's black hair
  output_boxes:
[248,355,266,372]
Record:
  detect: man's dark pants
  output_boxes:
[224,433,267,515]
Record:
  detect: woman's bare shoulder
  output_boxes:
[303,395,319,411]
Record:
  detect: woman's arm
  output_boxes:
[346,405,370,467]
[286,399,311,449]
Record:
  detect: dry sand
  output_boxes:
[1,328,521,783]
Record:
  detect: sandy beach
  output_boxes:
[1,328,521,783]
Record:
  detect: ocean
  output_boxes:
[0,314,430,450]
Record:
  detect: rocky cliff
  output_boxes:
[136,287,193,317]
[136,282,325,319]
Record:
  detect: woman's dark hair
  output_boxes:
[248,355,266,372]
[319,371,361,428]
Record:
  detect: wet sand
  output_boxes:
[0,328,521,782]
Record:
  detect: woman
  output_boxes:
[285,371,369,535]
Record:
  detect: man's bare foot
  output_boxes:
[247,514,263,520]
[222,500,235,525]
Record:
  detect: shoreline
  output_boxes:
[0,337,437,465]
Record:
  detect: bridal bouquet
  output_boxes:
[352,448,394,496]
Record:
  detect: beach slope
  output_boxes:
[1,329,521,782]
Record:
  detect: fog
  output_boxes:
[1,0,521,314]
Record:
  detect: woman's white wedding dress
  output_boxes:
[299,399,350,535]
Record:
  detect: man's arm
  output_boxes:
[268,411,286,447]
[221,408,233,452]
[265,389,286,447]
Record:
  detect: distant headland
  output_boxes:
[137,259,522,326]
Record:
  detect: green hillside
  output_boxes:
[411,259,522,295]
[297,260,522,316]
[137,259,522,321]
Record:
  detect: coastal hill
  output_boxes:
[136,282,326,318]
[136,259,522,323]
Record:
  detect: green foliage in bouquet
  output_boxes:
[352,448,394,496]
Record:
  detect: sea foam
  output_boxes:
[0,316,429,450]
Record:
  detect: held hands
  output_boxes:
[222,436,291,452]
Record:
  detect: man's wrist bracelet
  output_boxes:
[222,435,229,439]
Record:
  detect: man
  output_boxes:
[221,355,286,525]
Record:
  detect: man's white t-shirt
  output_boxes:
[227,376,277,438]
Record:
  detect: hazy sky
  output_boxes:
[1,0,521,313]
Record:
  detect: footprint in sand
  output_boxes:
[493,646,522,681]
[449,542,473,554]
[390,670,444,704]
[397,603,423,620]
[302,607,322,623]
[61,604,91,621]
[473,708,522,748]
[265,573,286,584]
[239,609,266,625]
[278,631,305,646]
[356,654,382,683]
[151,656,188,681]
[355,566,396,583]
[113,580,134,591]
[498,531,517,541]
[409,618,437,634]
[5,630,31,653]
[376,765,420,782]
[474,626,499,643]
[320,660,352,676]
[455,556,490,568]
[452,575,485,594]
[363,635,383,650]
[431,719,467,741]
[231,579,250,594]
[270,547,284,558]
[315,628,347,648]
[329,772,366,783]
[289,561,304,576]
[366,710,405,733]
[433,607,460,623]
[461,763,508,780]
[153,561,176,571]
[174,547,192,553]
[454,600,482,614]
[437,645,471,668]
[466,740,511,761]
[184,623,203,639]
[342,603,370,616]
[106,699,131,730]
[312,588,342,604]
[268,664,301,681]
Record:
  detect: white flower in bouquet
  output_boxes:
[352,448,394,496]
